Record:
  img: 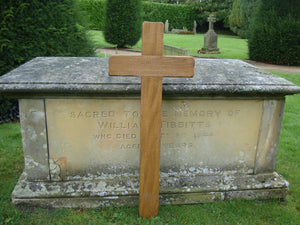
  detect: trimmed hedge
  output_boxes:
[248,0,300,65]
[142,2,197,31]
[78,0,105,30]
[80,0,233,33]
[104,0,142,48]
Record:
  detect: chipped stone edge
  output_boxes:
[12,172,289,208]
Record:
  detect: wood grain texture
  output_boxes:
[139,77,162,218]
[138,22,163,219]
[108,21,195,219]
[109,55,194,77]
[142,22,164,56]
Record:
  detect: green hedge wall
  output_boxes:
[79,0,235,32]
[142,2,197,31]
[78,0,105,30]
[80,0,198,31]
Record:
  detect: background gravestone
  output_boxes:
[199,14,220,54]
[193,20,197,34]
[164,20,169,33]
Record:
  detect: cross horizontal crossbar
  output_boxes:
[109,55,194,77]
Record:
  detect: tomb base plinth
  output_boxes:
[12,171,288,208]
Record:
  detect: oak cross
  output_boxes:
[109,22,195,218]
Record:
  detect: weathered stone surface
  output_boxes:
[44,98,263,179]
[164,20,169,33]
[19,99,49,181]
[202,14,220,53]
[203,30,219,51]
[12,171,288,208]
[255,100,285,173]
[1,57,298,208]
[0,57,299,97]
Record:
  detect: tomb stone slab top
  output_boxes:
[0,57,299,97]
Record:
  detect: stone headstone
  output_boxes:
[193,20,197,34]
[199,14,220,54]
[1,57,299,211]
[164,20,169,33]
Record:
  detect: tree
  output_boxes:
[0,0,94,123]
[182,0,234,32]
[104,0,142,48]
[248,0,300,65]
[229,0,258,38]
[0,0,94,76]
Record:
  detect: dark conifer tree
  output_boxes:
[248,0,300,65]
[104,0,142,48]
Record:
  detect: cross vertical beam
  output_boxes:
[139,22,163,218]
[109,22,194,219]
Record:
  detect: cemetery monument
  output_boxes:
[193,20,197,34]
[199,14,220,54]
[0,22,300,218]
[164,20,169,33]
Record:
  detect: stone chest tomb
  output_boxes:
[0,57,299,208]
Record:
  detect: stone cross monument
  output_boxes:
[208,14,216,31]
[109,22,195,218]
[200,14,220,53]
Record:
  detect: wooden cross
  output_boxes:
[109,22,194,218]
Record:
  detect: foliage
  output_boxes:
[0,0,95,77]
[0,0,95,124]
[80,0,233,33]
[78,0,106,30]
[143,0,183,3]
[142,1,197,31]
[1,73,300,223]
[229,0,258,38]
[180,0,234,32]
[0,96,19,124]
[104,0,142,48]
[248,0,300,65]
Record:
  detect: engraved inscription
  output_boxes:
[46,99,263,174]
[70,111,115,118]
[64,101,249,151]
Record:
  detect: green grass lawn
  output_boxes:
[0,73,299,224]
[88,30,249,60]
